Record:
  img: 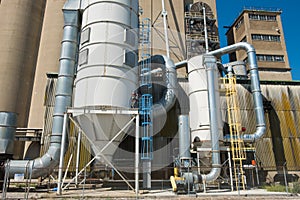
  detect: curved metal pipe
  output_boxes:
[7,10,80,178]
[207,42,266,142]
[157,55,177,111]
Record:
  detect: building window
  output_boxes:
[257,54,284,62]
[235,17,244,30]
[251,34,280,42]
[249,14,276,21]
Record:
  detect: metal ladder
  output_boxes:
[139,18,153,160]
[223,75,246,190]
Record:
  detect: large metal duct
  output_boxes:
[73,0,139,161]
[208,42,266,142]
[152,55,178,133]
[158,55,177,111]
[7,8,80,178]
[187,55,222,183]
[0,112,17,158]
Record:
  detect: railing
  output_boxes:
[186,34,219,42]
[185,11,214,19]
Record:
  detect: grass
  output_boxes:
[261,182,300,194]
[264,184,290,192]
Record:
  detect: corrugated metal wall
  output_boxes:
[221,82,300,171]
[41,77,300,174]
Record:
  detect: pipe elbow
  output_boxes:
[158,55,177,112]
[253,125,266,141]
[243,125,266,143]
[201,167,221,183]
[207,42,256,58]
[238,42,255,53]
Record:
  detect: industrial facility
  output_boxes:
[0,0,299,198]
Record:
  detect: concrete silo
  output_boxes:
[0,0,46,159]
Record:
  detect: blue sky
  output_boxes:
[216,0,300,80]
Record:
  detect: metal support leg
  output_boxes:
[143,161,151,189]
[75,130,82,187]
[203,179,206,193]
[197,152,201,174]
[228,151,233,191]
[135,114,140,197]
[283,162,289,195]
[57,113,68,195]
[254,153,259,186]
[63,116,136,191]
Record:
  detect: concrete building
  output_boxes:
[226,8,292,81]
[139,0,219,77]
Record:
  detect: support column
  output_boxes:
[57,113,68,195]
[143,161,151,189]
[228,150,234,191]
[75,130,81,187]
[135,114,140,196]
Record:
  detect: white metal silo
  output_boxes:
[73,0,139,161]
[188,55,223,162]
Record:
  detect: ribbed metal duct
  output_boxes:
[0,112,17,157]
[7,9,80,178]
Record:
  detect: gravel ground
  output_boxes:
[2,187,300,199]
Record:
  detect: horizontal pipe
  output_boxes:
[175,60,187,69]
[208,42,266,142]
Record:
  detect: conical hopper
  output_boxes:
[73,112,134,162]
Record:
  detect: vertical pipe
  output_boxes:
[57,113,68,195]
[135,114,140,197]
[161,0,170,58]
[200,55,221,182]
[203,6,209,53]
[143,161,151,189]
[7,9,80,178]
[75,130,81,187]
[178,115,190,158]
